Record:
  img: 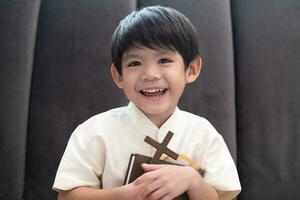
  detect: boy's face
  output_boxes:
[111,45,201,127]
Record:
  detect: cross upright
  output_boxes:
[144,131,179,164]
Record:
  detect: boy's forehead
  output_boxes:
[123,45,176,57]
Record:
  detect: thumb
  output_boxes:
[141,163,163,172]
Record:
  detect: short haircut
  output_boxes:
[111,5,200,75]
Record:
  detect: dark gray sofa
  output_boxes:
[1,0,299,199]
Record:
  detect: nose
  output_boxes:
[141,65,161,81]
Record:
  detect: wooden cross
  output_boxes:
[144,131,179,164]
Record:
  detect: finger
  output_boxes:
[135,180,155,200]
[138,180,161,199]
[133,176,150,186]
[135,170,158,185]
[134,179,149,188]
[142,163,164,172]
[160,194,173,200]
[147,186,168,200]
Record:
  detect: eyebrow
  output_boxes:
[122,53,141,61]
[157,49,176,56]
[123,49,175,61]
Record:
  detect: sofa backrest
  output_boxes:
[0,0,299,199]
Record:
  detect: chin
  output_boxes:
[140,106,161,113]
[143,105,173,116]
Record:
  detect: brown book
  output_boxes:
[123,153,189,200]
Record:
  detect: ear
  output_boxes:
[185,56,202,84]
[111,63,123,89]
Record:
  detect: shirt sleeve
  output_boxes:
[202,130,242,200]
[53,124,106,192]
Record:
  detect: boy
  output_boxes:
[53,6,241,200]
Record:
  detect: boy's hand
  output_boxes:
[134,164,200,200]
[122,181,153,200]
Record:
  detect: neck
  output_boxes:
[143,108,175,128]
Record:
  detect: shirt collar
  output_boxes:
[159,106,181,137]
[127,102,181,140]
[127,102,158,138]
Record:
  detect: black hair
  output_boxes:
[111,5,199,75]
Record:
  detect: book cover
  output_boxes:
[123,153,189,200]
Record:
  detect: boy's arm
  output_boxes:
[135,164,218,200]
[186,168,219,200]
[57,182,147,200]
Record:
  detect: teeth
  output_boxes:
[142,88,164,93]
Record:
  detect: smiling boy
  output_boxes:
[111,45,198,128]
[53,6,241,200]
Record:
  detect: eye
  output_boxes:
[127,61,141,67]
[158,58,172,64]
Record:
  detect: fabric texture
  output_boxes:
[0,1,41,199]
[231,0,300,199]
[23,0,132,199]
[53,102,241,199]
[1,0,299,199]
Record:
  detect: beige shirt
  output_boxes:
[53,102,241,199]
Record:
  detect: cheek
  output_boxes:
[121,74,137,91]
[122,79,133,89]
[165,69,186,93]
[166,68,186,82]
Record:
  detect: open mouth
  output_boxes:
[140,88,168,97]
